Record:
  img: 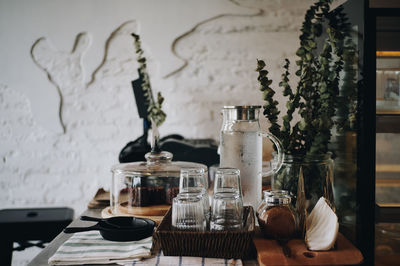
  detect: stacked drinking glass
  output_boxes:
[171,168,210,231]
[210,168,243,231]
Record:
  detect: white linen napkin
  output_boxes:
[48,231,153,265]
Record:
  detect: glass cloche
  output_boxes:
[110,150,208,215]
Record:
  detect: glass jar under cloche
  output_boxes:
[111,150,208,216]
[257,190,296,239]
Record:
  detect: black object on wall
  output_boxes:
[119,71,151,163]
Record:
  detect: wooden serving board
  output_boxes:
[101,206,165,225]
[118,202,170,216]
[254,233,363,265]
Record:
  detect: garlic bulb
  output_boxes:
[305,197,338,251]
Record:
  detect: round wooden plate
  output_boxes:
[101,206,166,225]
[118,202,170,216]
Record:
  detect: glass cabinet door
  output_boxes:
[375,11,400,266]
[376,15,400,208]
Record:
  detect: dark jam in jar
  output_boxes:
[257,190,296,239]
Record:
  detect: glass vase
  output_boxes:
[271,153,334,213]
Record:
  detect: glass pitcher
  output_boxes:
[219,105,284,209]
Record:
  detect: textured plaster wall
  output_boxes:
[0,0,316,219]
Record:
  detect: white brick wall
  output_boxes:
[0,0,315,216]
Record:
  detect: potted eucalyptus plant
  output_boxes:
[256,0,357,213]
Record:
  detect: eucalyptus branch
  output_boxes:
[297,0,332,155]
[329,6,358,132]
[256,59,281,139]
[280,59,301,152]
[131,33,166,126]
[257,0,357,156]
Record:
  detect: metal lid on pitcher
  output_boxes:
[222,105,261,121]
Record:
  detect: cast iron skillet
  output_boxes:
[63,216,155,241]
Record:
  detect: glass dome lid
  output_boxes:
[111,151,208,177]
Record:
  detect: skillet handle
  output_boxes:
[80,216,103,222]
[64,224,101,234]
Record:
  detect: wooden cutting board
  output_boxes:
[254,233,363,265]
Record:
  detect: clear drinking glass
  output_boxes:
[171,193,206,231]
[213,168,242,195]
[211,192,243,231]
[179,168,208,193]
[179,168,210,221]
[211,167,243,231]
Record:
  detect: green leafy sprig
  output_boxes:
[257,0,357,156]
[257,59,280,138]
[131,33,166,127]
[329,6,358,132]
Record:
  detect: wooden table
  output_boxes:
[29,208,362,266]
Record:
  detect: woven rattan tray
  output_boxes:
[153,206,255,259]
